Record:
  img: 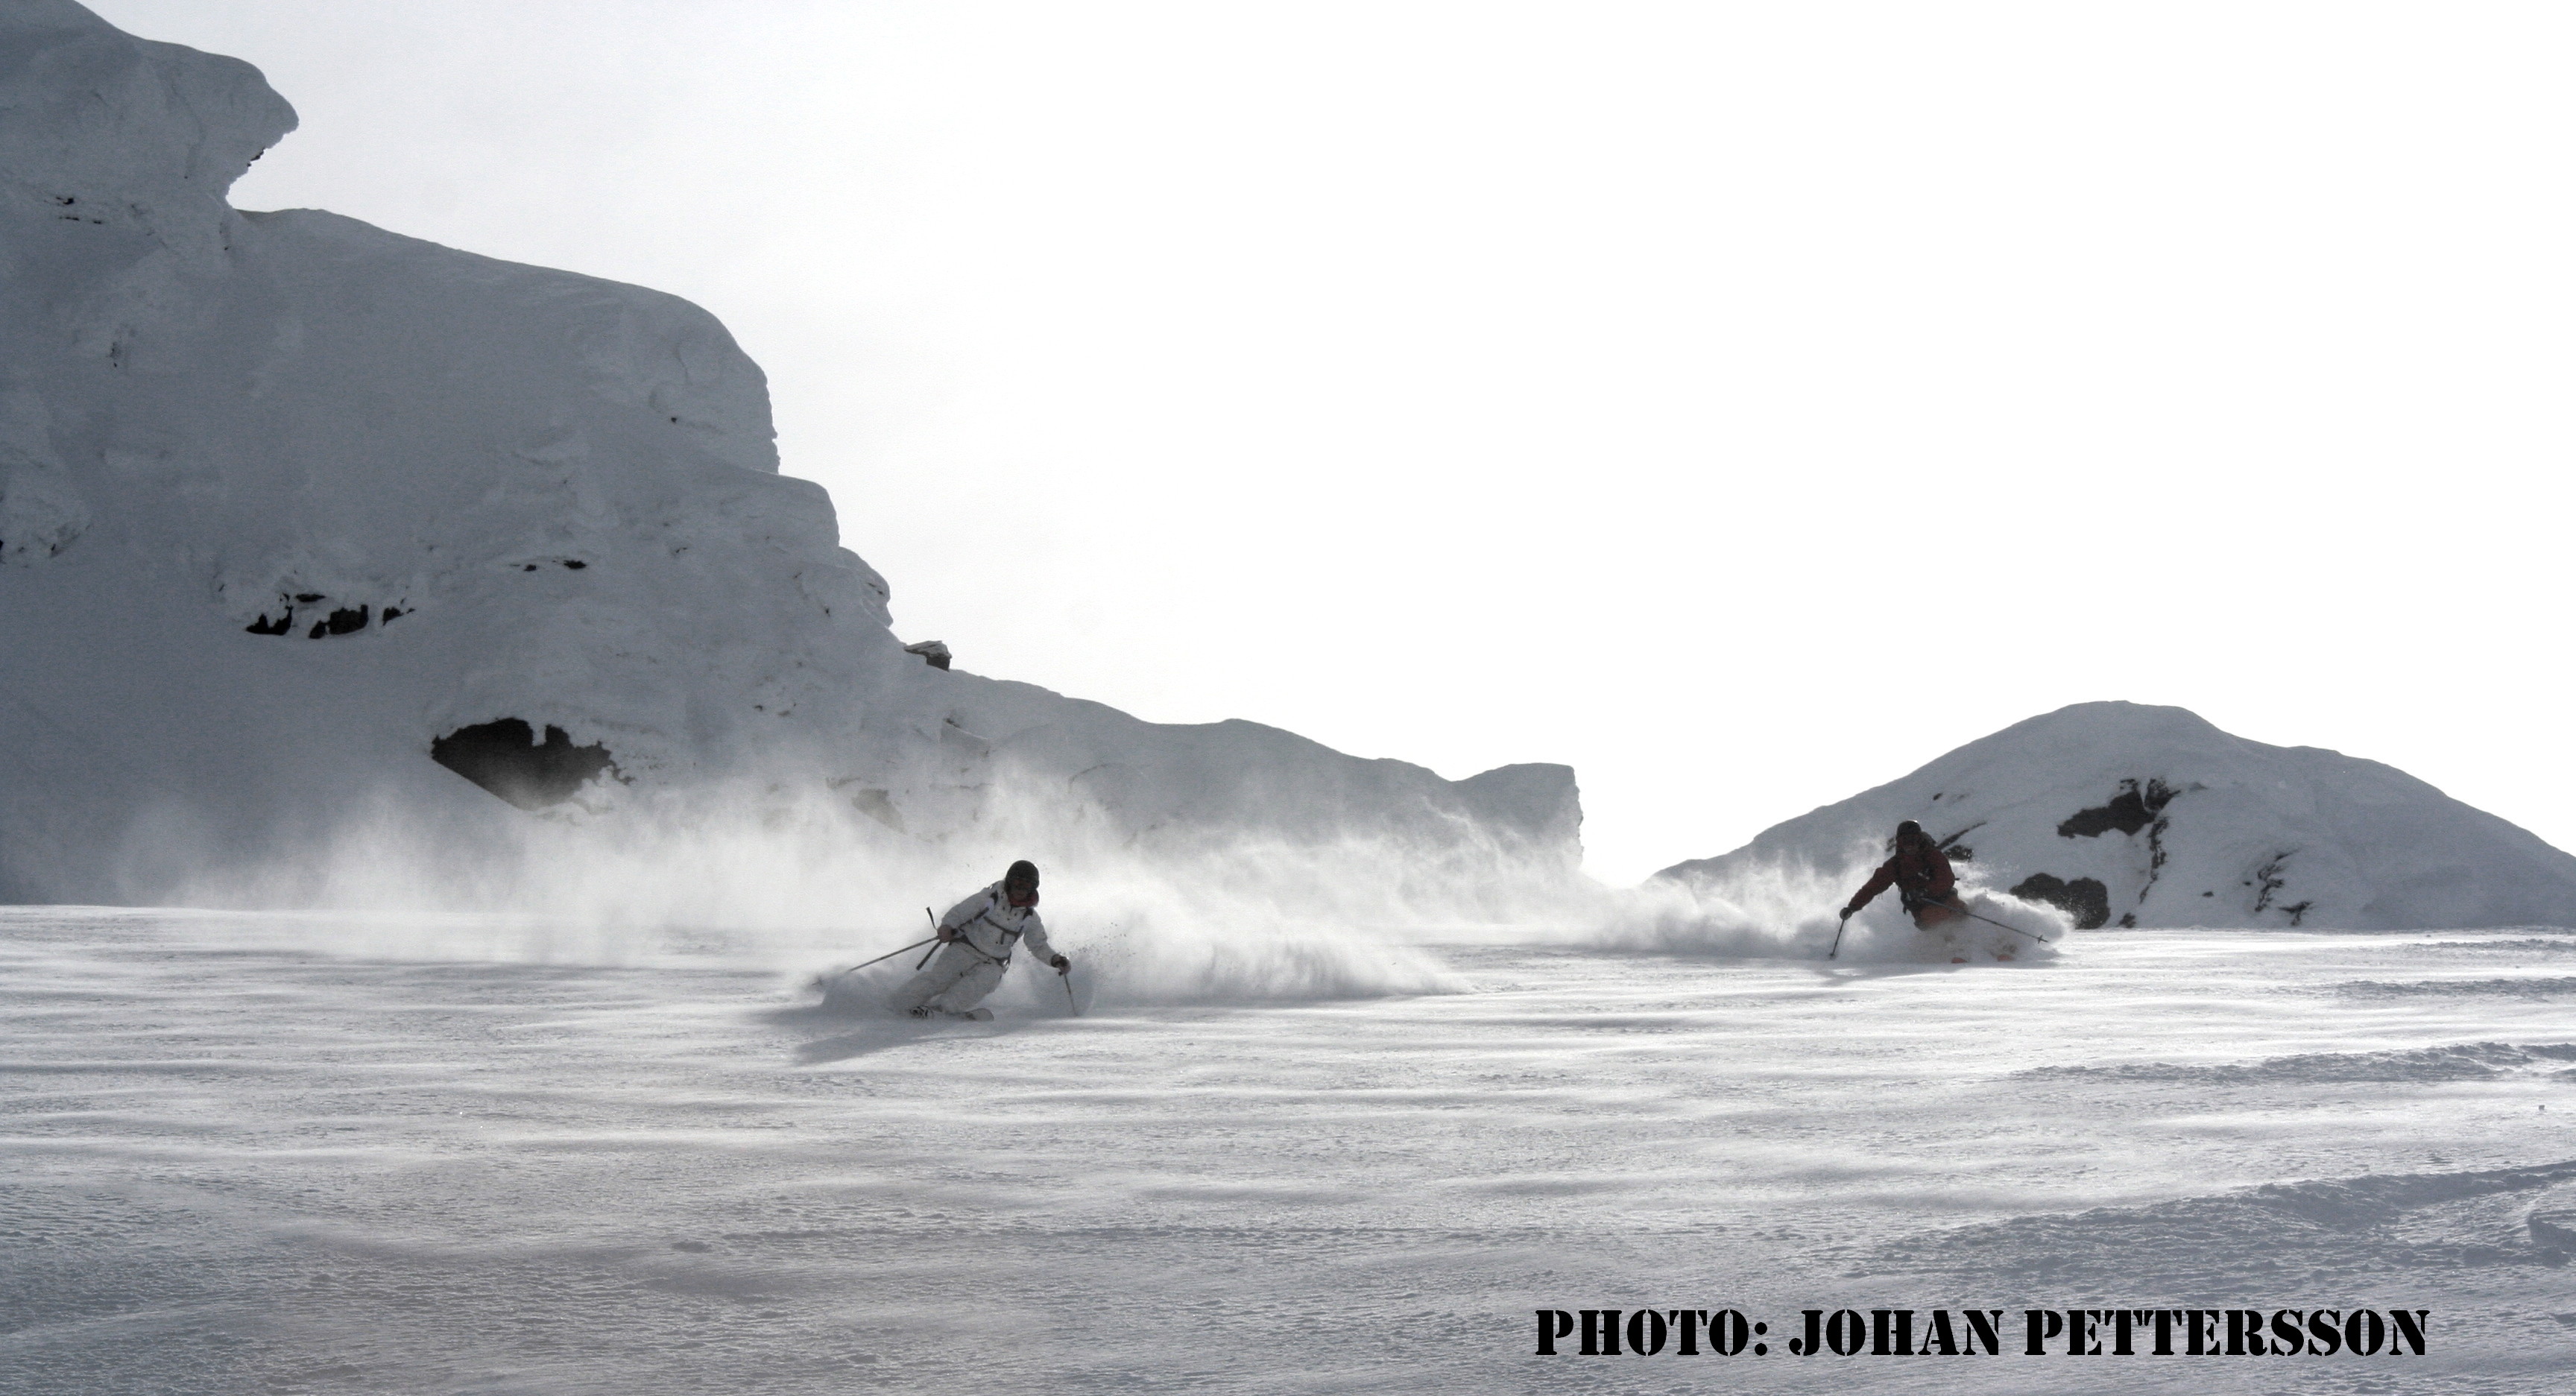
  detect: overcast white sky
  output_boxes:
[87,1,2576,882]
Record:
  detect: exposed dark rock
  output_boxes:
[904,639,953,671]
[2010,873,2112,930]
[2057,777,2181,838]
[1936,820,1983,862]
[251,600,390,637]
[429,718,616,811]
[380,606,404,622]
[563,560,586,569]
[2253,853,2293,913]
[2141,812,2172,900]
[2251,853,2315,923]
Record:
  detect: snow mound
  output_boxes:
[0,4,1580,920]
[2334,977,2576,1001]
[1656,701,2576,931]
[1861,1157,2576,1290]
[2018,1040,2576,1085]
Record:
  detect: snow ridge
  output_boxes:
[2018,1040,2576,1085]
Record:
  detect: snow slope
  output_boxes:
[1657,701,2576,931]
[0,1,1577,914]
[8,907,2574,1393]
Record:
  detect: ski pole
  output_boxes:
[1061,963,1079,1017]
[843,937,935,973]
[1939,901,2053,944]
[1828,910,1851,961]
[916,908,943,970]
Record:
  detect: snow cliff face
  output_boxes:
[1655,702,2576,931]
[0,3,1579,912]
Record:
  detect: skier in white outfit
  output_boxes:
[891,860,1069,1018]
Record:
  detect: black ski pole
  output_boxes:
[1061,962,1079,1016]
[1942,902,2053,943]
[1828,909,1852,960]
[842,937,935,973]
[915,908,943,970]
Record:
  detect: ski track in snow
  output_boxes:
[5,914,2575,1394]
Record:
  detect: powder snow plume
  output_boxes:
[140,772,1563,1006]
[1573,840,2071,965]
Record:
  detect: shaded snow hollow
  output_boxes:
[0,2,1578,915]
[1657,701,2576,932]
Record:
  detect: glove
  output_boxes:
[1051,954,1070,973]
[936,924,958,942]
[1839,906,1858,919]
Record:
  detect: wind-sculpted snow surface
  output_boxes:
[1657,701,2576,931]
[2019,1040,2576,1086]
[0,3,1580,916]
[1857,1159,2576,1292]
[2335,977,2576,1002]
[10,914,2576,1393]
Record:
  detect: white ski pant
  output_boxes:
[889,942,1004,1014]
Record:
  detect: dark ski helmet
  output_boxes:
[1894,820,1927,841]
[1004,860,1040,906]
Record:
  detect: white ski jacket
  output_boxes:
[937,882,1055,967]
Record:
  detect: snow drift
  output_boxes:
[0,1,1581,997]
[1656,701,2576,931]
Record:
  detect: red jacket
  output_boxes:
[1846,844,1957,912]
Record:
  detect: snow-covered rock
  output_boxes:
[0,2,1579,912]
[1655,701,2576,931]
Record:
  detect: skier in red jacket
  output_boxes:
[1842,821,1969,929]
